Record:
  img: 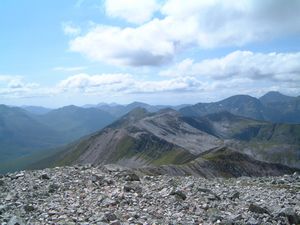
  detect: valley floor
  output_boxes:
[0,165,299,225]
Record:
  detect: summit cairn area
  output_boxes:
[0,165,299,225]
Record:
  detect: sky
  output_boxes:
[1,0,300,107]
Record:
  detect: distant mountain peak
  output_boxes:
[126,101,149,107]
[259,91,295,103]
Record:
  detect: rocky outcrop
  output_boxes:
[0,166,299,225]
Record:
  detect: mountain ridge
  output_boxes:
[30,108,300,177]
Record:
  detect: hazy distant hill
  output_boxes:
[84,102,190,118]
[0,104,116,168]
[21,105,53,115]
[0,105,65,163]
[259,91,296,103]
[260,93,300,123]
[37,105,115,140]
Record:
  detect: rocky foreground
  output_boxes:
[0,165,300,225]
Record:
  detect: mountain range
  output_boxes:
[31,107,300,177]
[180,91,300,123]
[0,105,115,166]
[1,91,299,175]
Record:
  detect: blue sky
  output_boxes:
[1,0,300,107]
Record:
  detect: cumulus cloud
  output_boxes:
[69,23,176,66]
[160,51,300,83]
[105,0,159,24]
[62,22,81,36]
[0,75,44,98]
[68,0,300,67]
[0,69,299,102]
[56,73,202,94]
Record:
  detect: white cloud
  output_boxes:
[69,23,176,66]
[62,22,81,36]
[0,75,44,98]
[0,69,299,102]
[105,0,159,24]
[56,73,202,94]
[57,73,135,93]
[68,0,300,67]
[160,51,300,83]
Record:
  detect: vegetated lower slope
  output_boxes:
[32,108,300,177]
[137,146,297,177]
[180,92,300,123]
[182,111,300,168]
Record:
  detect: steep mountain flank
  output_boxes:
[182,111,300,168]
[39,108,219,169]
[33,109,300,176]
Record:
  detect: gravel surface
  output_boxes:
[0,165,299,225]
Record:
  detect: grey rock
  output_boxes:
[277,207,300,224]
[40,173,50,180]
[219,219,234,225]
[170,190,187,200]
[124,172,140,182]
[207,208,222,222]
[229,191,240,200]
[110,220,121,225]
[123,183,142,193]
[1,166,299,225]
[0,180,4,186]
[103,213,118,222]
[24,204,35,212]
[207,193,221,201]
[48,183,59,193]
[0,205,7,214]
[198,187,213,193]
[246,217,259,225]
[7,216,25,225]
[248,203,270,214]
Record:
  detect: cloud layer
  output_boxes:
[1,49,300,101]
[105,0,159,24]
[160,51,300,83]
[68,0,300,66]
